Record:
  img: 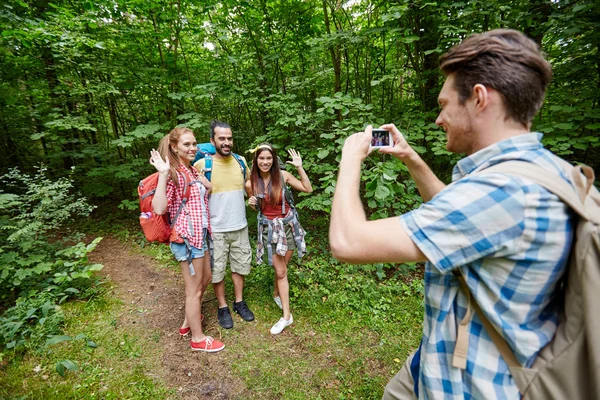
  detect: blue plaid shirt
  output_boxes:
[399,133,574,399]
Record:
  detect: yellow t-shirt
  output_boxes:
[194,155,249,233]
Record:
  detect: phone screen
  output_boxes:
[371,129,392,147]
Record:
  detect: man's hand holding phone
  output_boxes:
[376,124,417,163]
[342,124,416,164]
[341,125,374,163]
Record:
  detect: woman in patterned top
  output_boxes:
[246,144,313,335]
[149,127,224,353]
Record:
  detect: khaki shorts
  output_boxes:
[382,350,417,400]
[262,223,296,253]
[211,226,252,283]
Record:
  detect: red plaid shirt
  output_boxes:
[166,165,210,249]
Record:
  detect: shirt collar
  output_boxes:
[452,132,544,181]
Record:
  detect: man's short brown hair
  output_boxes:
[439,29,552,126]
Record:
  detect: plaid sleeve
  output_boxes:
[400,173,527,273]
[165,176,180,217]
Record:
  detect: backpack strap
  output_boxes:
[203,156,213,182]
[452,160,594,374]
[232,153,247,181]
[279,172,296,214]
[281,172,286,214]
[284,183,295,209]
[482,161,592,220]
[452,270,521,369]
[169,168,191,229]
[203,153,246,183]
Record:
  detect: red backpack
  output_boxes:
[138,170,190,243]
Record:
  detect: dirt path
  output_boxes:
[89,236,251,399]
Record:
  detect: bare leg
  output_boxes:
[273,251,293,298]
[272,250,293,320]
[201,255,212,292]
[181,255,211,342]
[182,316,188,330]
[213,280,227,308]
[232,272,245,303]
[181,256,212,330]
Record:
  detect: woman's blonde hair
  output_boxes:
[157,127,195,186]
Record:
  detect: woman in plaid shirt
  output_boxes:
[149,127,225,353]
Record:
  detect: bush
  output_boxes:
[0,165,103,350]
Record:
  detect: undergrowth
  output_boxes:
[1,198,424,399]
[0,166,105,374]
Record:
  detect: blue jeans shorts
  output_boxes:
[170,231,209,262]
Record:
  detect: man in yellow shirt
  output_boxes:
[195,121,254,329]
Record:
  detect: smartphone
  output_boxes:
[370,129,394,148]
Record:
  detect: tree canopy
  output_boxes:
[1,0,599,215]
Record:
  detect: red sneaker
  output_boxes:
[179,315,205,336]
[190,336,225,353]
[179,327,191,335]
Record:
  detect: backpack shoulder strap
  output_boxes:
[281,172,286,214]
[480,160,593,220]
[232,153,247,181]
[279,171,296,214]
[452,271,522,369]
[203,155,213,182]
[169,168,190,228]
[284,183,295,209]
[178,167,193,201]
[204,153,246,183]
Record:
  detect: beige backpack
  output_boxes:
[453,160,600,399]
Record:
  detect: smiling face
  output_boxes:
[211,126,233,157]
[172,132,197,164]
[256,149,274,174]
[435,73,476,155]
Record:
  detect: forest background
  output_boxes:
[0,0,599,398]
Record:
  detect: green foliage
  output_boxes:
[292,256,424,332]
[0,294,65,351]
[362,155,422,219]
[1,0,597,217]
[46,333,98,376]
[0,166,94,241]
[0,166,103,351]
[232,222,424,398]
[55,359,78,377]
[250,225,425,333]
[0,295,175,399]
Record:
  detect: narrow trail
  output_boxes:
[89,236,251,399]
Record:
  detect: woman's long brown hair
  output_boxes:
[250,144,282,206]
[157,127,195,187]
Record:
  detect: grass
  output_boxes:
[0,290,175,399]
[230,251,423,399]
[1,217,424,399]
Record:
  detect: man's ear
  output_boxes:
[210,138,215,146]
[472,84,489,114]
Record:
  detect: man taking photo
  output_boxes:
[330,29,574,399]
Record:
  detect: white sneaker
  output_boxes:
[270,315,293,335]
[273,296,282,310]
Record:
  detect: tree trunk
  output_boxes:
[322,0,342,120]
